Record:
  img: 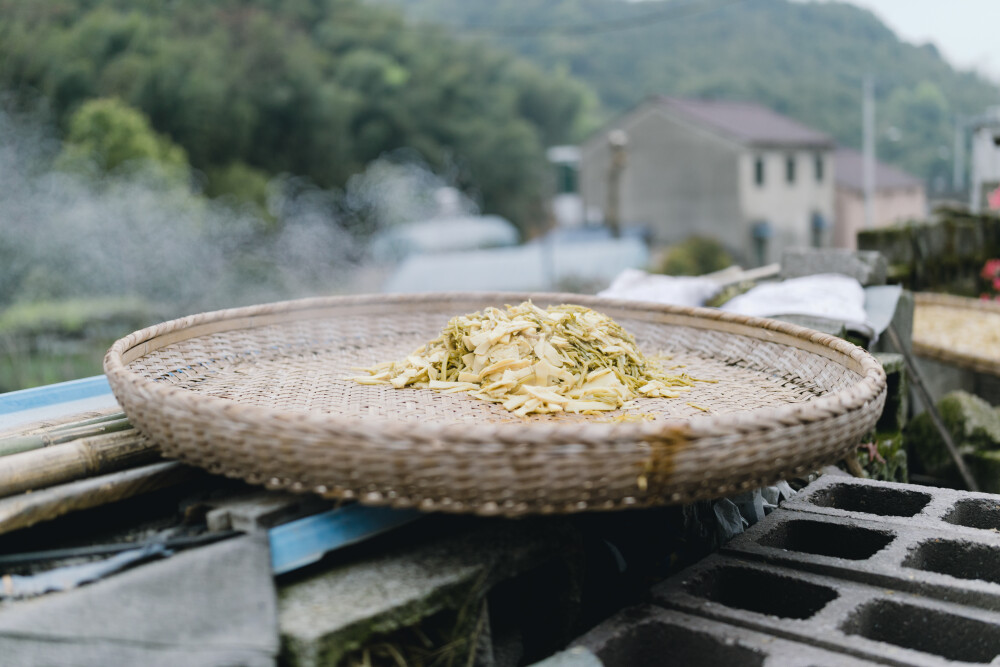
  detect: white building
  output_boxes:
[579,97,835,266]
[971,109,1000,212]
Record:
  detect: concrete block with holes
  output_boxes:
[651,554,1000,667]
[544,605,878,667]
[538,474,1000,667]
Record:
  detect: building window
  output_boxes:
[815,154,824,182]
[754,157,765,186]
[786,155,796,184]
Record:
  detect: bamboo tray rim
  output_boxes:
[104,292,886,442]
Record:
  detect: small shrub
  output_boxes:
[657,236,733,276]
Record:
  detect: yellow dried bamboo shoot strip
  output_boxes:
[349,301,702,416]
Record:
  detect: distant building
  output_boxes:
[578,97,835,266]
[970,109,1000,212]
[832,148,927,249]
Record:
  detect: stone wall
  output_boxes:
[857,208,1000,295]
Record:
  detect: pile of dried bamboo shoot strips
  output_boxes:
[350,301,703,416]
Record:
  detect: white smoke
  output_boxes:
[0,107,468,313]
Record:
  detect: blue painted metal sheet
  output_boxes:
[0,376,113,416]
[269,504,422,575]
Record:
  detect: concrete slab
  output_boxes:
[279,519,582,667]
[780,249,888,286]
[528,646,603,667]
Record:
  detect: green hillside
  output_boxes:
[0,0,591,232]
[376,0,1000,190]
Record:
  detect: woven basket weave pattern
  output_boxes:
[913,292,1000,376]
[105,293,886,516]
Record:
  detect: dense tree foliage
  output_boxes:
[0,0,591,233]
[56,97,189,184]
[378,0,1000,190]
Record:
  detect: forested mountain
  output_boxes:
[376,0,1000,190]
[0,0,591,232]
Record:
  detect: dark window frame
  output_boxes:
[811,212,826,248]
[752,221,772,266]
[786,155,796,184]
[754,157,765,186]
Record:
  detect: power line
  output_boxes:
[421,0,752,38]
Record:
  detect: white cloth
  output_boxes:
[598,268,721,307]
[720,273,875,339]
[599,269,876,341]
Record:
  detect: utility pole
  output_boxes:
[606,129,628,239]
[953,115,966,193]
[862,75,876,229]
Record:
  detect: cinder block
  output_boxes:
[724,508,1000,611]
[562,604,878,667]
[537,474,1000,666]
[651,554,1000,667]
[780,249,888,286]
[781,473,1000,540]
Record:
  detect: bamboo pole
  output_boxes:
[47,411,127,432]
[0,429,159,499]
[0,414,132,458]
[0,461,198,536]
[0,410,126,439]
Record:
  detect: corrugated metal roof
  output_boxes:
[834,147,924,192]
[655,96,834,148]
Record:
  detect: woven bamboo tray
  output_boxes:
[104,293,886,517]
[913,292,1000,376]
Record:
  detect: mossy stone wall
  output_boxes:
[858,209,1000,295]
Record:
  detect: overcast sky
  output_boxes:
[800,0,1000,83]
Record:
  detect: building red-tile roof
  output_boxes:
[834,147,924,192]
[655,96,835,148]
